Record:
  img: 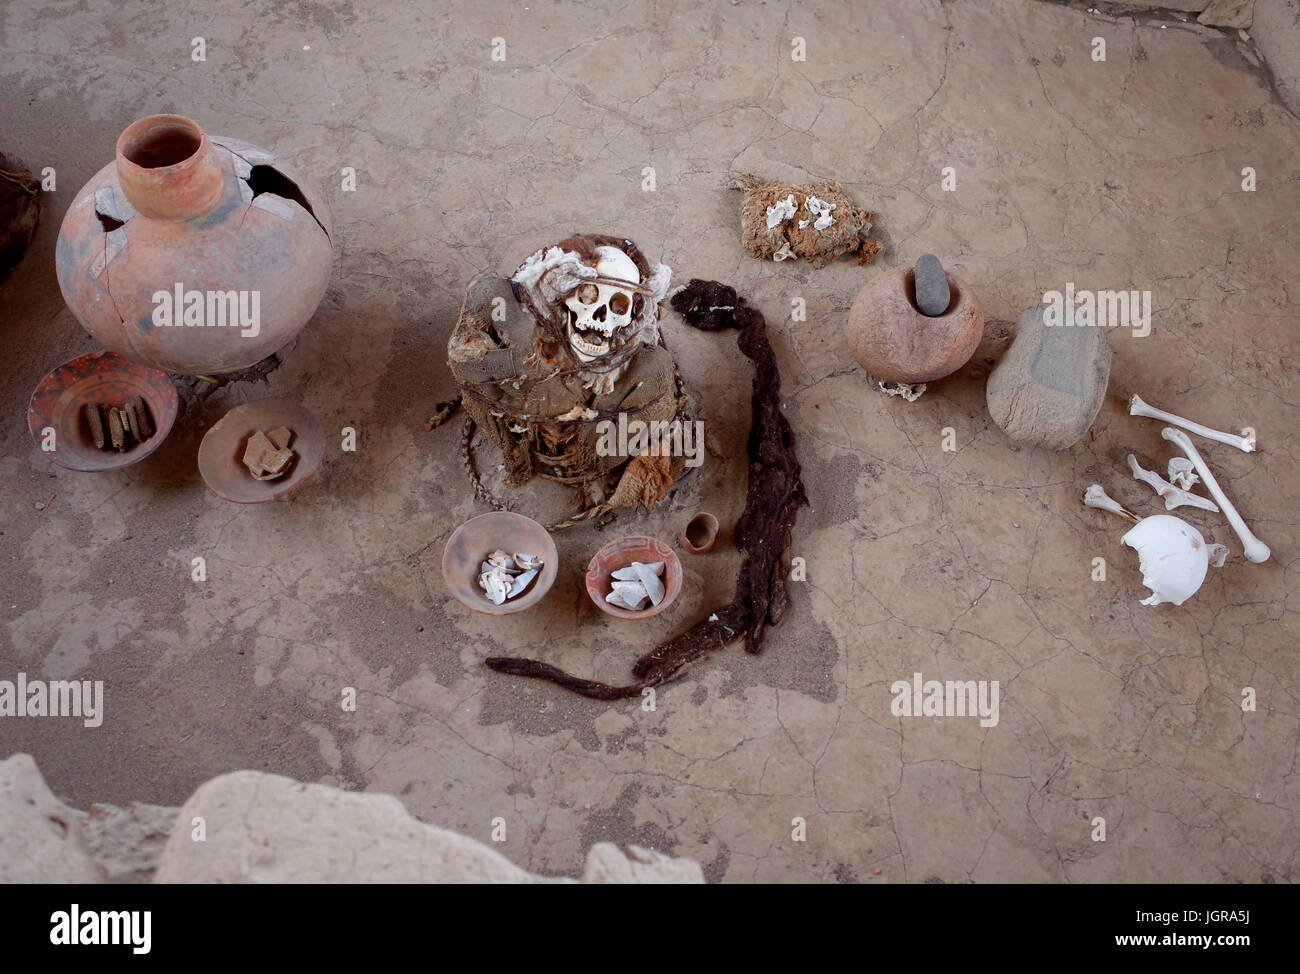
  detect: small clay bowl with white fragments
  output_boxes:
[197,398,324,503]
[585,536,682,620]
[442,511,558,615]
[27,350,178,472]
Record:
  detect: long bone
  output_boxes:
[1161,427,1270,563]
[1130,394,1255,453]
[1126,454,1219,513]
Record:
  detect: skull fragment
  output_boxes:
[1122,514,1228,607]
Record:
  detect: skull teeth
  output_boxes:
[572,333,608,355]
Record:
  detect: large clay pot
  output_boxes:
[56,115,332,375]
[848,266,983,384]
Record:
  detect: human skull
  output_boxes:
[1122,514,1227,607]
[564,246,640,362]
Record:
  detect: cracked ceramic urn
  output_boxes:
[56,115,333,375]
[848,259,983,385]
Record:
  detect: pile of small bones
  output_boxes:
[1081,394,1268,607]
[479,550,543,605]
[606,561,666,611]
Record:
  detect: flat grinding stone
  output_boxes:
[914,254,950,316]
[985,305,1113,450]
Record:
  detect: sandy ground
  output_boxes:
[1,0,1297,883]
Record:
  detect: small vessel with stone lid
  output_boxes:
[848,255,984,385]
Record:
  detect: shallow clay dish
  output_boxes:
[198,398,324,503]
[27,350,179,472]
[585,536,683,620]
[442,511,559,615]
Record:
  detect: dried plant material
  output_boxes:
[242,430,295,481]
[84,404,106,450]
[107,407,126,451]
[422,398,461,431]
[123,400,142,442]
[608,452,672,508]
[82,396,159,453]
[731,172,882,269]
[0,150,41,281]
[486,279,807,699]
[129,396,154,439]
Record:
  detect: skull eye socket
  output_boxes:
[608,292,631,316]
[575,283,600,304]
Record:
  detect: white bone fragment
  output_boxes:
[805,195,836,217]
[1167,457,1199,490]
[797,219,809,230]
[479,571,510,605]
[633,563,666,605]
[1082,484,1138,522]
[1161,427,1270,563]
[1129,394,1255,452]
[1122,514,1225,606]
[513,553,542,571]
[875,380,926,402]
[508,567,539,598]
[606,581,650,610]
[772,241,797,262]
[765,194,797,228]
[487,550,515,571]
[612,561,664,580]
[1126,454,1219,513]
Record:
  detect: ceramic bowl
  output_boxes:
[197,398,324,503]
[27,350,178,472]
[442,511,558,615]
[585,535,683,620]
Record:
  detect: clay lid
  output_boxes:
[198,398,324,503]
[27,350,178,472]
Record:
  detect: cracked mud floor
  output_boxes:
[2,0,1297,883]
